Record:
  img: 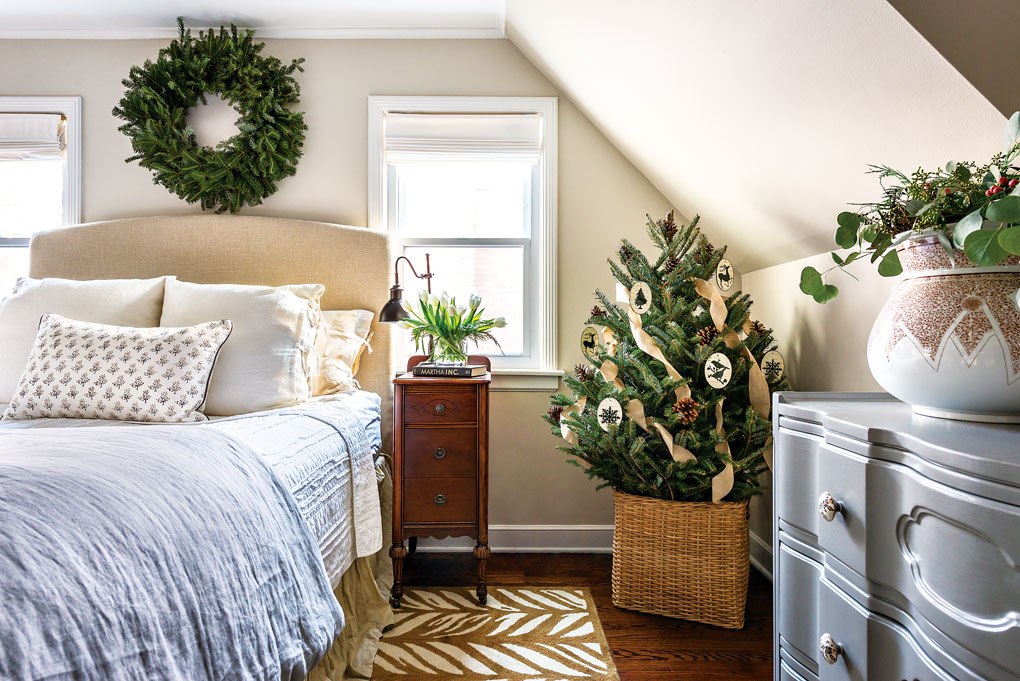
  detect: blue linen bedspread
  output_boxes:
[0,425,345,681]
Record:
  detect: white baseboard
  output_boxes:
[415,524,614,553]
[415,523,775,582]
[749,530,773,582]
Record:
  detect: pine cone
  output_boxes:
[672,397,701,425]
[619,244,634,262]
[750,319,768,336]
[590,305,605,319]
[574,363,594,382]
[697,325,719,345]
[662,255,681,275]
[547,405,564,424]
[661,209,677,240]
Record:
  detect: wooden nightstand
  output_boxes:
[390,355,491,608]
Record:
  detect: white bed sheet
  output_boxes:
[0,391,383,587]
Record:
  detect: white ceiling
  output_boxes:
[506,0,1006,271]
[0,0,505,39]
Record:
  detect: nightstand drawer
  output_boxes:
[403,477,477,523]
[403,387,477,424]
[404,427,477,478]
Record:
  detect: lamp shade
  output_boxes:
[380,285,409,322]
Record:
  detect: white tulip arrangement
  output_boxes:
[398,291,506,364]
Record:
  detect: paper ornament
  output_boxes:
[629,281,653,314]
[762,349,786,383]
[580,325,602,362]
[597,397,623,431]
[704,352,732,389]
[715,258,735,293]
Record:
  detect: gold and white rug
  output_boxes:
[372,586,619,680]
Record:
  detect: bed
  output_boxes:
[0,215,398,681]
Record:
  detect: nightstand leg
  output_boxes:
[473,542,490,604]
[389,543,407,608]
[407,536,417,555]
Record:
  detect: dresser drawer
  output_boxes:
[403,477,477,524]
[404,427,477,478]
[402,387,477,424]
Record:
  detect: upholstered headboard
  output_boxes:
[29,214,397,450]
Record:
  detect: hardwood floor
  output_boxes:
[400,551,773,680]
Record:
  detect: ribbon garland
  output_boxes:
[711,399,735,502]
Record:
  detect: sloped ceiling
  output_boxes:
[506,0,1006,271]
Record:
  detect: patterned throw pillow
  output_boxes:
[2,314,232,423]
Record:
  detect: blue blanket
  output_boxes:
[0,425,344,681]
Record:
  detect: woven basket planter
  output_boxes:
[611,489,750,629]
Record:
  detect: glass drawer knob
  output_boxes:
[434,494,447,505]
[434,447,446,459]
[818,492,843,522]
[819,633,842,664]
[435,403,446,413]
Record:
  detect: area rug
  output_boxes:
[372,586,619,680]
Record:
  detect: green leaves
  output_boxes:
[799,266,839,303]
[999,226,1020,255]
[877,249,902,277]
[952,209,985,248]
[834,212,862,249]
[986,196,1020,223]
[964,228,1009,266]
[1004,111,1020,155]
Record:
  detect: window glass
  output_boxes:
[403,245,525,356]
[0,159,63,237]
[395,162,532,239]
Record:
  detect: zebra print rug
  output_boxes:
[372,586,619,680]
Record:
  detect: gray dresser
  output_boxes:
[773,392,1020,681]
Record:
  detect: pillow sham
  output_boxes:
[159,279,324,415]
[312,309,374,395]
[0,276,169,403]
[2,314,232,423]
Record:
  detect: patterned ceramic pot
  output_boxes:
[867,235,1020,422]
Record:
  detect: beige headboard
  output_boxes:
[29,214,397,451]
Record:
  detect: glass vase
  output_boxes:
[429,337,469,366]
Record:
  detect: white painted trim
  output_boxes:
[490,368,563,392]
[749,530,773,582]
[368,96,558,375]
[0,26,506,40]
[0,97,81,227]
[415,524,614,553]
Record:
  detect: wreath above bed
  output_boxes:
[112,18,307,213]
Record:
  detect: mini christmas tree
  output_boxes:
[544,212,789,503]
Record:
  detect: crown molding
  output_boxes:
[0,25,506,40]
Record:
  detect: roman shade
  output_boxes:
[383,112,542,162]
[0,113,66,160]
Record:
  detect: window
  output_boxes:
[369,97,559,386]
[0,97,81,295]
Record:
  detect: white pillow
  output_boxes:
[0,276,169,403]
[312,309,374,395]
[159,279,325,415]
[2,314,232,423]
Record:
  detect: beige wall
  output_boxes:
[741,249,897,571]
[0,38,671,539]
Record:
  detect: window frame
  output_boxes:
[368,96,560,389]
[0,96,82,248]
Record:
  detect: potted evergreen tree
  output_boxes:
[543,212,788,628]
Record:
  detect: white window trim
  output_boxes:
[368,96,562,391]
[0,96,82,245]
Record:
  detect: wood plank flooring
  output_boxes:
[399,552,773,680]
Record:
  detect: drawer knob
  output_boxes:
[434,494,447,505]
[435,403,446,413]
[434,447,447,459]
[819,633,842,664]
[818,491,843,522]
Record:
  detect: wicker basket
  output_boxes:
[611,489,750,628]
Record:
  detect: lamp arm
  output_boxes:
[393,253,433,293]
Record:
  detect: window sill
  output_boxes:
[393,366,563,392]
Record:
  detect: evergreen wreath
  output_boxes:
[112,18,307,213]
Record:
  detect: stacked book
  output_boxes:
[412,363,487,378]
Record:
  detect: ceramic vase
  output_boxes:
[867,235,1020,422]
